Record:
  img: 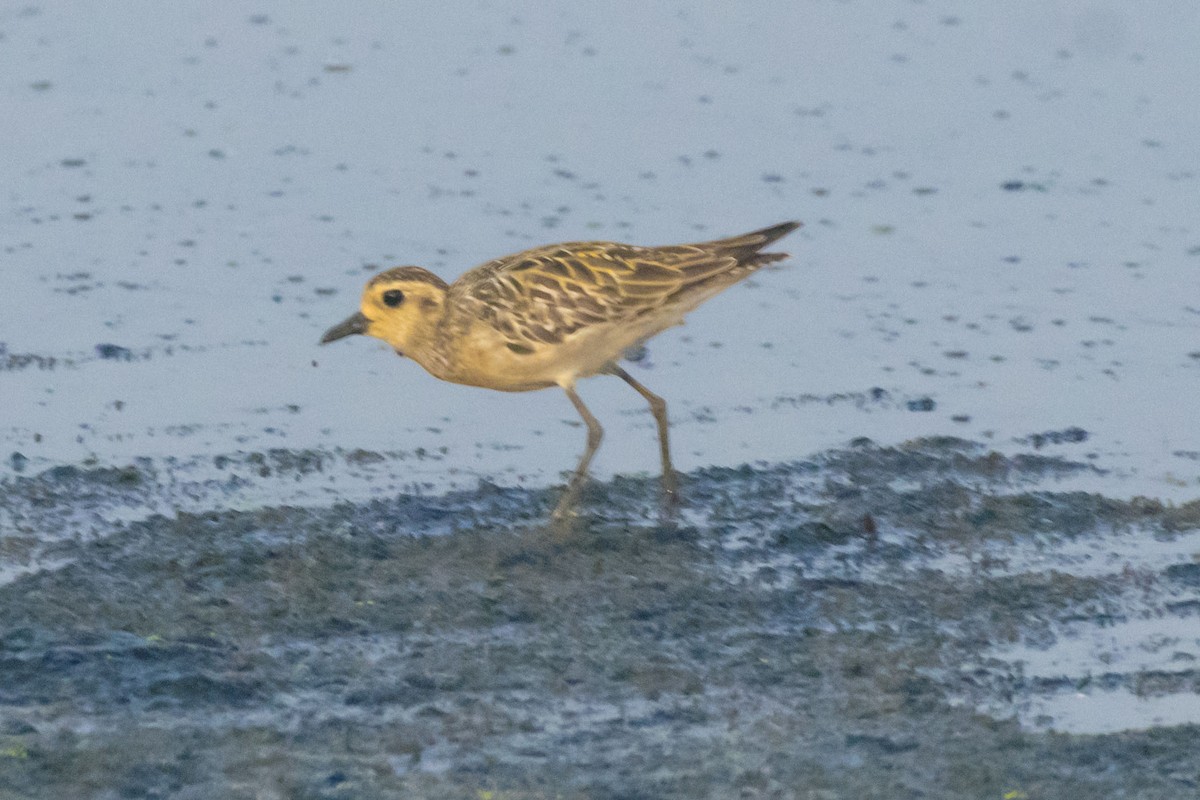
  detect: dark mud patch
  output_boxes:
[1,438,1198,799]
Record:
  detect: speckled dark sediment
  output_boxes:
[1,438,1197,799]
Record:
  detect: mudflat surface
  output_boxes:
[2,438,1199,799]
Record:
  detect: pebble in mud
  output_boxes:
[94,344,134,361]
[1024,426,1089,449]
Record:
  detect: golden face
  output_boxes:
[320,267,449,356]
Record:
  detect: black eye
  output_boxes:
[382,289,405,307]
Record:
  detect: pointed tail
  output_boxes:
[703,220,802,268]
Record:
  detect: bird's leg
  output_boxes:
[609,366,679,516]
[552,384,604,524]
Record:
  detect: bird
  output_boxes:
[320,220,801,524]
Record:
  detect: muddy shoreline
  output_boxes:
[1,437,1198,799]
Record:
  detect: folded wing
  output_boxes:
[455,221,800,347]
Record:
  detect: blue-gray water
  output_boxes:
[3,1,1197,497]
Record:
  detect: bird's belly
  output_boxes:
[449,319,677,392]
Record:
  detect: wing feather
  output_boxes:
[451,223,798,347]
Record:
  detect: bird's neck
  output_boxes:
[399,311,458,382]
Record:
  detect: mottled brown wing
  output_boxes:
[453,223,800,347]
[452,243,724,346]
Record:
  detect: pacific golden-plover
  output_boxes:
[321,221,801,522]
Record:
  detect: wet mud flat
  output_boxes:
[1,438,1198,799]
